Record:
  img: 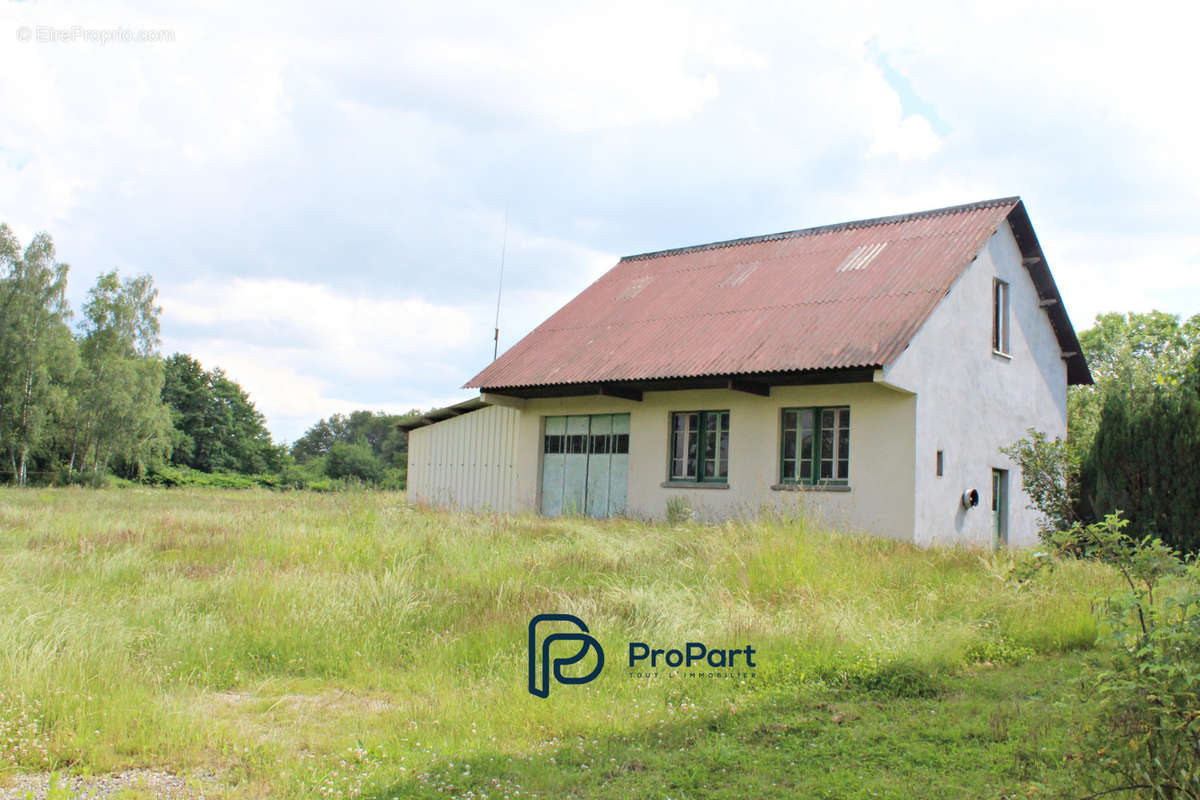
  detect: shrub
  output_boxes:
[1082,384,1200,555]
[379,467,406,491]
[665,496,693,525]
[1001,428,1080,538]
[276,456,327,490]
[324,442,385,484]
[848,658,942,698]
[961,638,1035,666]
[1023,513,1200,798]
[143,465,278,489]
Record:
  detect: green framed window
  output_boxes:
[669,410,729,481]
[780,407,849,485]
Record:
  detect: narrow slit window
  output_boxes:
[993,279,1010,354]
[936,449,944,477]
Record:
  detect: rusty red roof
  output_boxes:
[466,197,1091,391]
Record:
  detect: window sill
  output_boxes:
[661,481,729,490]
[991,350,1012,361]
[770,483,851,493]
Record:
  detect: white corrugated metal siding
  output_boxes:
[406,405,521,512]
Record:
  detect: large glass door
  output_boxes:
[541,414,630,517]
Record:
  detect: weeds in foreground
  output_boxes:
[0,488,1118,797]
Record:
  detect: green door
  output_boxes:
[540,414,630,518]
[992,468,1008,549]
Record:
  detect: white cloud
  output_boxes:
[868,114,942,160]
[159,277,480,437]
[157,260,613,440]
[163,341,477,443]
[163,277,475,372]
[3,0,1200,444]
[1048,230,1200,328]
[0,3,293,231]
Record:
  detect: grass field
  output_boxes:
[0,488,1119,798]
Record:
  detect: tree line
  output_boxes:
[0,224,414,489]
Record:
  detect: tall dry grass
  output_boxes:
[0,488,1114,796]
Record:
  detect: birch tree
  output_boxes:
[71,270,170,477]
[0,226,75,485]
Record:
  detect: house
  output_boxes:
[402,197,1092,548]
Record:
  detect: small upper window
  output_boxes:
[992,279,1010,355]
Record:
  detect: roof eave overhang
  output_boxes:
[397,396,490,432]
[476,366,880,400]
[1004,201,1094,386]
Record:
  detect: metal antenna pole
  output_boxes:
[493,209,508,361]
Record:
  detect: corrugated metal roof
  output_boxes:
[466,197,1092,390]
[397,396,490,431]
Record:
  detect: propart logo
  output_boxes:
[527,613,605,698]
[528,614,759,698]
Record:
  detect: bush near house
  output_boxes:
[1007,311,1200,554]
[1016,513,1200,799]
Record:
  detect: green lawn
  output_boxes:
[0,489,1116,798]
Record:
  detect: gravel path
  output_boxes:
[0,769,215,799]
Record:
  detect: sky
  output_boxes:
[2,0,1198,442]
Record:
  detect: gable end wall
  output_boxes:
[883,221,1068,547]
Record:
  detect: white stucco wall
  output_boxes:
[882,221,1068,548]
[512,383,917,539]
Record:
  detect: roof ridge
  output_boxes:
[619,196,1020,262]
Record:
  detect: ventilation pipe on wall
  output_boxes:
[961,489,979,509]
